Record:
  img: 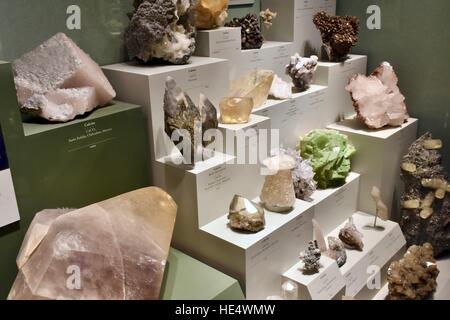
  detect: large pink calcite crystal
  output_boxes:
[13,33,116,122]
[346,62,409,129]
[8,187,177,300]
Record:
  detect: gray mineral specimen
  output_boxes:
[326,237,347,267]
[299,241,322,274]
[125,0,196,64]
[228,195,265,233]
[285,54,318,92]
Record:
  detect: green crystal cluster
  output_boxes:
[298,129,356,189]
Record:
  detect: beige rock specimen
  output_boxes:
[230,70,275,108]
[260,154,296,212]
[387,243,439,300]
[8,187,177,300]
[219,97,254,124]
[339,217,364,251]
[260,8,277,29]
[193,0,229,30]
[13,33,116,122]
[228,195,265,233]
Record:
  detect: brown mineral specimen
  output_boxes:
[8,187,177,300]
[387,243,439,300]
[400,133,450,257]
[339,217,364,251]
[193,0,229,30]
[313,11,359,62]
[226,14,264,50]
[346,62,409,129]
[228,195,265,233]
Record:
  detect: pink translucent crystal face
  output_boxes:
[346,62,409,129]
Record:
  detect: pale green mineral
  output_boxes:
[298,129,356,189]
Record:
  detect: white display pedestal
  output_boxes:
[282,256,346,300]
[202,199,315,299]
[253,85,328,149]
[261,0,336,55]
[327,118,419,218]
[195,27,242,60]
[327,212,406,299]
[311,172,360,235]
[0,169,20,227]
[314,55,368,125]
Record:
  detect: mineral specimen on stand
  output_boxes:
[299,241,322,274]
[219,97,253,124]
[260,8,277,29]
[269,75,292,100]
[285,54,318,92]
[230,69,275,108]
[313,11,359,62]
[281,281,298,300]
[326,237,347,267]
[387,243,439,300]
[164,77,218,164]
[400,133,450,256]
[228,195,265,233]
[346,62,409,129]
[193,0,229,30]
[260,154,296,213]
[226,14,264,50]
[125,0,196,65]
[339,217,364,251]
[371,186,389,228]
[12,33,116,122]
[281,148,316,202]
[8,187,177,300]
[298,129,356,189]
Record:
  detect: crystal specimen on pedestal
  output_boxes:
[285,54,318,92]
[400,133,450,256]
[281,148,316,202]
[281,281,298,300]
[193,0,229,30]
[125,0,196,65]
[339,217,364,251]
[8,187,177,300]
[298,129,356,189]
[269,75,292,100]
[260,154,296,213]
[313,11,359,62]
[228,195,265,233]
[260,8,277,29]
[219,97,253,124]
[346,62,409,129]
[226,14,264,50]
[387,243,439,300]
[164,77,218,164]
[13,33,116,122]
[326,237,347,268]
[230,69,275,108]
[371,186,389,228]
[299,241,322,274]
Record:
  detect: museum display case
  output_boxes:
[0,0,449,303]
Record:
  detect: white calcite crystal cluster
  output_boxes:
[285,54,318,92]
[13,33,116,122]
[346,62,409,129]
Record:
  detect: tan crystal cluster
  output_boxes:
[219,97,254,124]
[387,243,439,300]
[8,187,177,300]
[193,0,229,30]
[228,195,265,233]
[260,8,277,29]
[230,70,275,109]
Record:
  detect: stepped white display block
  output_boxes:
[201,199,315,299]
[253,85,328,149]
[261,0,336,55]
[195,27,242,60]
[0,169,20,227]
[282,256,346,300]
[327,212,406,299]
[310,172,360,235]
[314,55,367,125]
[327,118,419,218]
[103,57,230,167]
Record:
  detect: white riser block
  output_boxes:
[202,199,315,299]
[282,256,346,300]
[253,85,328,149]
[327,212,406,298]
[103,57,230,163]
[195,27,242,60]
[314,55,368,125]
[231,42,295,82]
[327,118,419,218]
[262,0,336,55]
[0,169,20,227]
[310,172,360,235]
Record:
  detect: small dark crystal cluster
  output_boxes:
[226,14,264,50]
[313,11,359,62]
